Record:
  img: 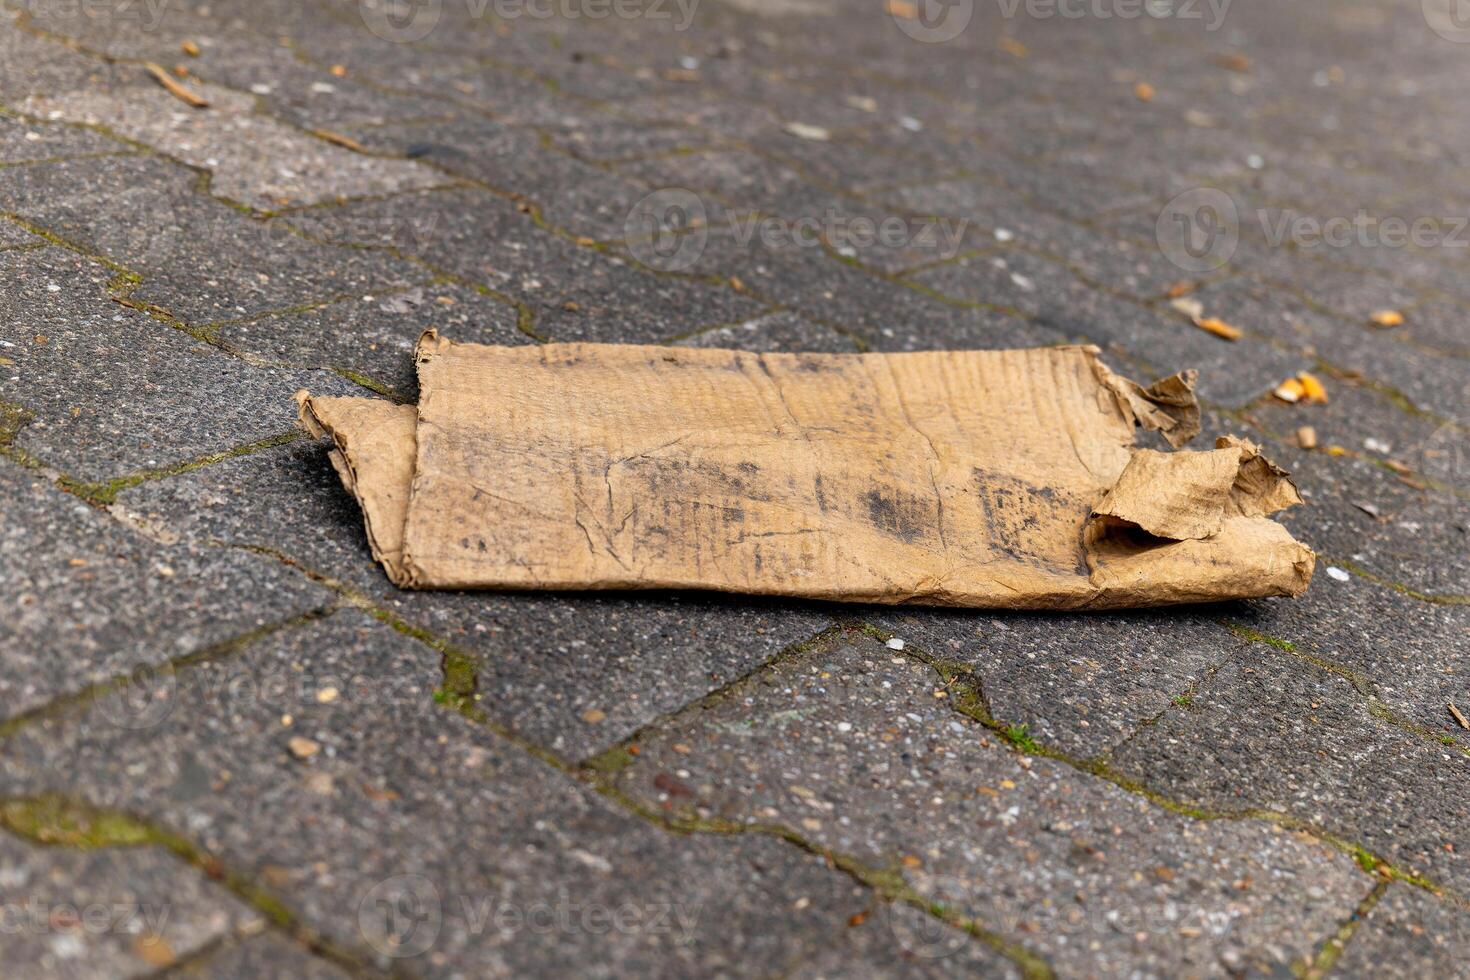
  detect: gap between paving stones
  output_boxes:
[1300,879,1390,980]
[0,570,1055,979]
[14,3,1464,430]
[0,794,403,980]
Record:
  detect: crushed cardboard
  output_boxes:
[297,333,1314,609]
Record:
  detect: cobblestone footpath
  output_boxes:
[0,0,1467,976]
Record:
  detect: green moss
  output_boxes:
[1003,723,1040,754]
[1223,621,1297,652]
[0,796,155,848]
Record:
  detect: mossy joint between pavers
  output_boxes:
[1328,557,1470,608]
[0,793,403,979]
[1296,880,1388,980]
[16,0,1467,403]
[856,624,1459,902]
[20,9,1447,425]
[1223,619,1470,757]
[183,559,1054,976]
[0,605,337,741]
[55,429,308,507]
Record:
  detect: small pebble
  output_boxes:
[287,736,320,759]
[1326,566,1351,582]
[885,638,905,651]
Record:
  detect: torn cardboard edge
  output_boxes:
[298,333,1313,610]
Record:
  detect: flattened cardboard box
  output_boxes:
[298,333,1314,610]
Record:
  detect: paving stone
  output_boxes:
[0,155,419,323]
[0,611,1001,977]
[353,117,655,241]
[0,220,40,247]
[117,440,836,758]
[0,114,126,164]
[0,457,326,731]
[0,833,260,980]
[675,312,858,353]
[20,77,444,208]
[683,226,1045,351]
[1107,649,1470,895]
[0,246,357,483]
[1333,884,1470,978]
[281,187,766,343]
[211,282,526,399]
[1183,275,1469,422]
[1222,556,1470,745]
[172,932,351,980]
[608,632,1368,977]
[869,608,1244,759]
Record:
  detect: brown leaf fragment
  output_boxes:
[1213,53,1253,73]
[1166,281,1197,299]
[1369,309,1405,328]
[884,0,918,18]
[1450,703,1470,731]
[181,40,201,57]
[1134,81,1156,102]
[144,62,209,108]
[1000,36,1030,58]
[1194,316,1243,341]
[1296,426,1318,450]
[312,128,367,153]
[133,935,175,968]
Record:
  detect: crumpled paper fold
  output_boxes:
[297,333,1313,609]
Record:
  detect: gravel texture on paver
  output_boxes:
[2,0,1467,975]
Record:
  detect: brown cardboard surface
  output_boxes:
[296,334,1314,609]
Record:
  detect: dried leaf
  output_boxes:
[1000,36,1030,59]
[1298,371,1328,403]
[1134,81,1156,102]
[1213,53,1253,73]
[1450,703,1470,731]
[1273,378,1306,403]
[1296,426,1318,450]
[181,40,200,57]
[144,62,209,108]
[133,936,175,968]
[1166,281,1197,299]
[1194,316,1243,341]
[783,121,831,142]
[884,0,918,18]
[330,64,349,77]
[312,128,367,153]
[1170,296,1205,320]
[1369,309,1405,328]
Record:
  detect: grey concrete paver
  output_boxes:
[0,611,1008,977]
[0,459,328,725]
[0,246,358,483]
[0,832,261,980]
[116,439,836,759]
[606,631,1369,978]
[2,0,1468,975]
